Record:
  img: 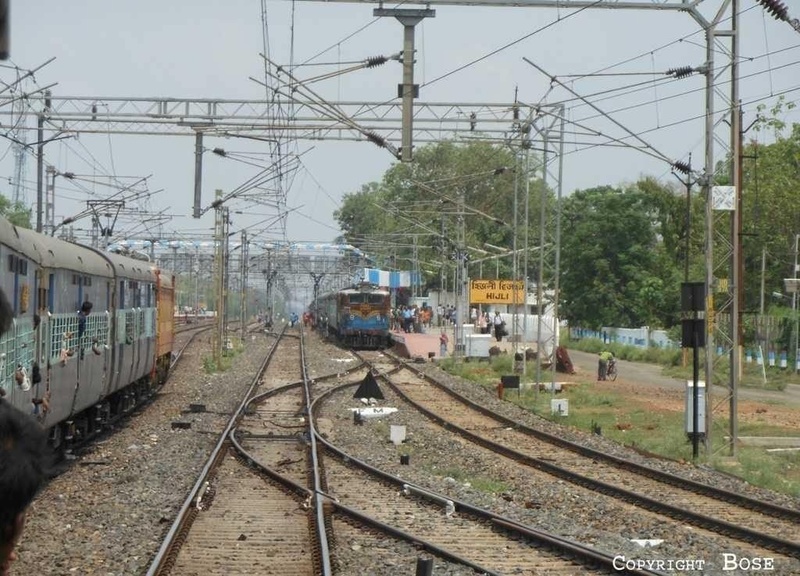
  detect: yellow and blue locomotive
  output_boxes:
[315,282,391,348]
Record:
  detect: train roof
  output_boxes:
[338,283,390,294]
[14,226,114,278]
[1,216,166,282]
[0,215,24,253]
[101,250,158,283]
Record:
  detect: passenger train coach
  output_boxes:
[0,214,175,449]
[314,282,391,348]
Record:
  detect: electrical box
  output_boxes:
[684,380,706,434]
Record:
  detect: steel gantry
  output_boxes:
[287,0,749,455]
[1,95,541,143]
[1,0,765,455]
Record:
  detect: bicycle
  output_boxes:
[606,358,618,381]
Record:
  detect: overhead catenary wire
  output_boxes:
[562,80,800,160]
[569,52,800,127]
[421,0,603,89]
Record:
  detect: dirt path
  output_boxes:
[566,349,800,429]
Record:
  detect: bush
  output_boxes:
[567,336,680,367]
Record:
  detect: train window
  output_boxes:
[368,294,385,304]
[72,274,79,285]
[16,258,27,275]
[7,254,16,272]
[348,294,365,304]
[83,276,92,286]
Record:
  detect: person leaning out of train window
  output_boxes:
[76,301,93,358]
[0,400,53,576]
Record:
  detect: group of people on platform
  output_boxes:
[392,305,433,333]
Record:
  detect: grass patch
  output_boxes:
[433,466,509,494]
[713,448,800,497]
[442,363,800,497]
[202,337,245,373]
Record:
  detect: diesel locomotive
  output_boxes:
[0,214,175,450]
[315,282,391,348]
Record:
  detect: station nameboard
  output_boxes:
[470,279,524,304]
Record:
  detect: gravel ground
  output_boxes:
[318,351,800,576]
[11,330,799,576]
[13,330,274,576]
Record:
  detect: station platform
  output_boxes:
[390,330,442,360]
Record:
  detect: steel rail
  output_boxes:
[386,352,800,524]
[368,354,800,558]
[298,327,333,576]
[228,373,651,575]
[145,326,285,575]
[308,380,665,576]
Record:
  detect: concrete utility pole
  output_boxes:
[36,114,45,232]
[35,90,52,233]
[44,165,56,236]
[213,189,225,368]
[374,8,435,162]
[240,230,248,343]
[193,131,204,218]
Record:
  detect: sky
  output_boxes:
[1,0,799,250]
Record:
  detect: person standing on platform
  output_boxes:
[439,330,449,358]
[493,312,505,342]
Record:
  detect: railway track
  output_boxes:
[146,328,290,575]
[319,449,638,575]
[355,350,800,564]
[150,329,665,575]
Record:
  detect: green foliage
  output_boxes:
[202,339,243,373]
[340,108,800,333]
[0,193,32,228]
[442,361,800,496]
[560,184,682,330]
[566,336,683,367]
[741,113,800,313]
[334,141,552,291]
[714,448,800,497]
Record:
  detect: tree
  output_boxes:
[741,112,800,313]
[335,141,553,291]
[0,193,32,228]
[559,184,680,330]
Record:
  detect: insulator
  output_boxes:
[365,56,388,68]
[365,131,386,148]
[667,66,694,79]
[756,0,788,21]
[673,161,691,175]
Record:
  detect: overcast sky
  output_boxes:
[2,0,799,247]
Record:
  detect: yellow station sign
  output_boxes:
[470,279,524,305]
